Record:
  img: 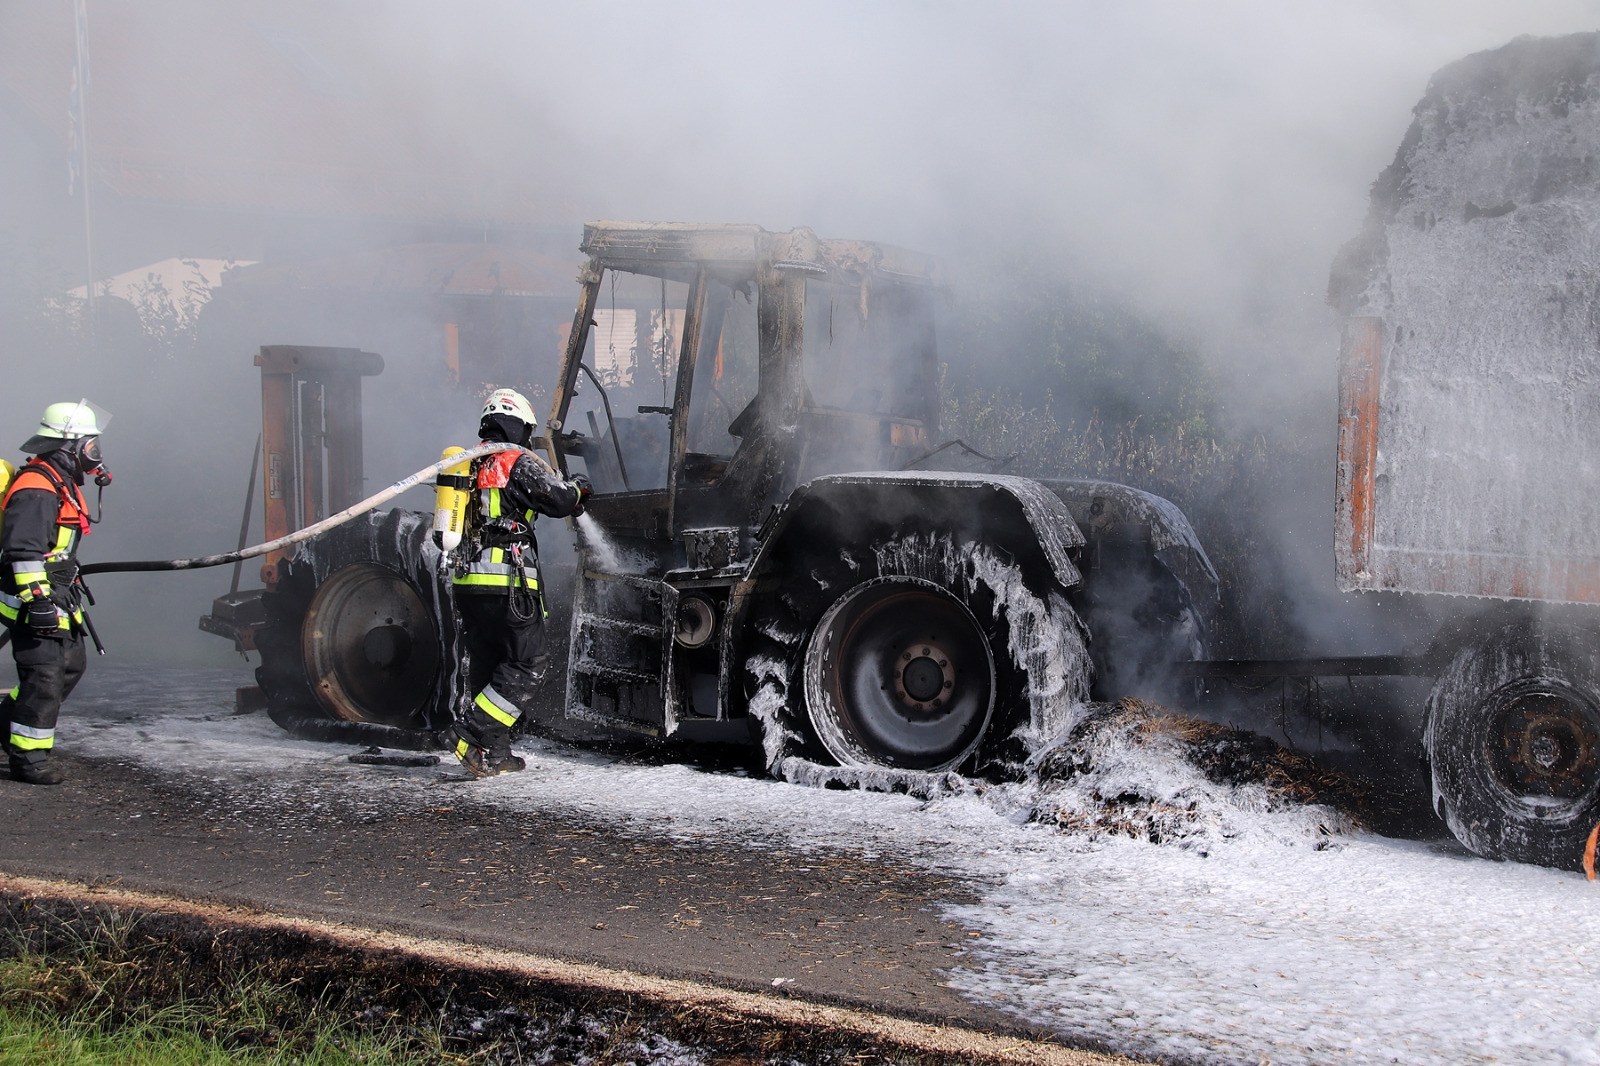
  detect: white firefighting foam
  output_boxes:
[573,513,627,573]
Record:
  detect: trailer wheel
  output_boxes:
[744,531,1089,778]
[1427,620,1600,868]
[255,510,454,731]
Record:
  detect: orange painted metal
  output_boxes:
[298,375,325,532]
[321,371,363,514]
[1335,317,1382,591]
[255,349,296,590]
[253,346,383,590]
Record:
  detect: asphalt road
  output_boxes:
[0,746,1023,1035]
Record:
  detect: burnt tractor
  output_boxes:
[242,222,1216,780]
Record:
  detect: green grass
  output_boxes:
[0,915,431,1066]
[0,1005,413,1065]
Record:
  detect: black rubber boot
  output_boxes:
[442,716,524,778]
[8,747,64,786]
[490,754,526,775]
[455,746,525,778]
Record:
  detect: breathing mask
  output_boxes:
[73,436,111,487]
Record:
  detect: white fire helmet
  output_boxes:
[480,388,537,429]
[21,399,110,454]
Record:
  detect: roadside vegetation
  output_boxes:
[0,1010,405,1066]
[0,893,1070,1066]
[0,903,420,1066]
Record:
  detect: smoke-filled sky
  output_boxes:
[12,0,1599,397]
[359,0,1600,388]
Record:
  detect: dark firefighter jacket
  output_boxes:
[453,449,582,595]
[0,453,88,629]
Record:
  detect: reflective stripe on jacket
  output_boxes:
[0,589,81,629]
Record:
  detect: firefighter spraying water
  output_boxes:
[430,389,591,778]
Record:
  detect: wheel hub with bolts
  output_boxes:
[301,562,438,726]
[894,643,955,715]
[1428,622,1600,866]
[1490,688,1600,800]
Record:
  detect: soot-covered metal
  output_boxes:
[251,222,1216,790]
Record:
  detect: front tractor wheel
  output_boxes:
[804,577,996,772]
[1427,621,1600,868]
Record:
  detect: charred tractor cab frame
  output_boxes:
[545,225,942,746]
[541,223,1215,774]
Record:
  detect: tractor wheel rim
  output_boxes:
[301,562,438,726]
[1485,680,1600,810]
[804,576,994,772]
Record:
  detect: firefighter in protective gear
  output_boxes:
[444,388,591,777]
[1,401,111,785]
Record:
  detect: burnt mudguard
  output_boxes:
[745,471,1085,593]
[1037,478,1219,610]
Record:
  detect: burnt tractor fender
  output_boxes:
[1037,478,1218,701]
[741,471,1086,597]
[1037,478,1219,609]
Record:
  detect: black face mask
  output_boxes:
[76,436,103,471]
[479,413,534,447]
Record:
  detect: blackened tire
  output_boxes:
[742,530,1090,780]
[1426,620,1600,868]
[255,509,456,732]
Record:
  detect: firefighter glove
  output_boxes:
[24,598,62,639]
[570,474,593,516]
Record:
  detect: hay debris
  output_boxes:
[1027,698,1367,848]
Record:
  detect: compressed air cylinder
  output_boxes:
[433,447,471,550]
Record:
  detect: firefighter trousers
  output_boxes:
[455,594,547,757]
[3,624,86,769]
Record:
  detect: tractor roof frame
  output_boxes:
[543,223,941,535]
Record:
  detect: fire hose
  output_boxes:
[5,443,558,748]
[78,442,547,578]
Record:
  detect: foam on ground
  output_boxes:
[23,660,1600,1065]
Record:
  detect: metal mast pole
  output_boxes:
[74,0,96,346]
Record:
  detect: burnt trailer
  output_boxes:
[242,222,1215,783]
[1258,32,1600,869]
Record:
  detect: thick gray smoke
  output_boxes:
[1,0,1597,674]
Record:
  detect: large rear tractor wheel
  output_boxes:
[255,509,454,733]
[744,531,1090,781]
[1427,620,1600,868]
[805,576,996,771]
